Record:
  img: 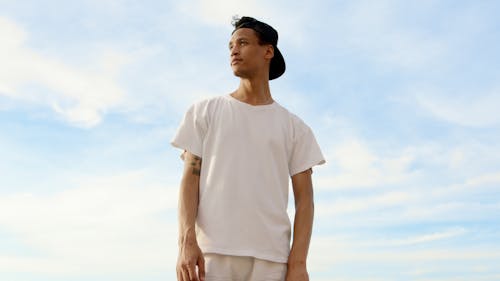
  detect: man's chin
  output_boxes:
[232,70,245,78]
[232,68,253,78]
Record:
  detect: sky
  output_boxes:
[1,0,500,280]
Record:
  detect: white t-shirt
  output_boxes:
[171,94,325,263]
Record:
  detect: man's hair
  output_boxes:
[232,16,280,46]
[232,17,268,45]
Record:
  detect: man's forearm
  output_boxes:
[288,199,314,266]
[178,182,199,245]
[178,152,202,246]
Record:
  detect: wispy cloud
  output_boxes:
[391,227,466,246]
[316,138,419,190]
[310,235,500,281]
[0,171,178,274]
[0,16,128,127]
[309,231,500,277]
[316,191,413,217]
[177,0,311,47]
[415,86,500,127]
[182,0,264,26]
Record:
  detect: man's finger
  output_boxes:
[177,269,183,281]
[198,255,206,281]
[181,267,190,281]
[187,264,198,281]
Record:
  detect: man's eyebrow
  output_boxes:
[229,36,253,49]
[230,36,250,43]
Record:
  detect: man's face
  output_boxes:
[229,28,273,79]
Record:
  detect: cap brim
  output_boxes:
[269,47,286,80]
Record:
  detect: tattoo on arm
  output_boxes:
[190,155,202,176]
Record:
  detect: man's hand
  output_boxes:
[285,262,309,281]
[176,236,205,281]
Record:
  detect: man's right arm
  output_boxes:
[176,151,205,281]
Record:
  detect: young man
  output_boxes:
[171,16,325,281]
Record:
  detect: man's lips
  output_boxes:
[231,58,242,65]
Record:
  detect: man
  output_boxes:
[171,16,325,281]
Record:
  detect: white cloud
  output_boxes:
[391,227,466,246]
[316,177,500,229]
[176,0,310,47]
[316,138,419,190]
[313,132,500,232]
[431,171,500,200]
[465,171,500,187]
[0,16,127,127]
[0,171,179,274]
[316,191,413,217]
[309,233,500,276]
[415,86,500,127]
[350,247,500,263]
[195,0,264,26]
[0,17,26,49]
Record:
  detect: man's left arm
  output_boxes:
[286,168,314,281]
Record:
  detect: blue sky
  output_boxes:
[1,0,500,280]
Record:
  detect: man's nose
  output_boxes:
[230,46,239,56]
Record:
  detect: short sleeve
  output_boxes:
[170,102,208,158]
[289,122,326,176]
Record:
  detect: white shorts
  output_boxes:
[204,253,287,281]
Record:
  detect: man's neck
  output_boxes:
[232,78,273,106]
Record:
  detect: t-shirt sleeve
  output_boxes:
[170,102,208,158]
[289,122,326,176]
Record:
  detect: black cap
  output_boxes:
[232,16,286,80]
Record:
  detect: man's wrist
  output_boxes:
[287,257,307,269]
[178,227,197,246]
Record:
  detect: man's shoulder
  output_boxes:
[273,102,307,125]
[184,95,228,114]
[190,95,227,107]
[272,103,313,138]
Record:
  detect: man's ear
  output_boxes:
[264,45,275,60]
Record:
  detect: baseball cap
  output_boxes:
[232,16,286,80]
